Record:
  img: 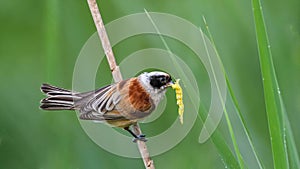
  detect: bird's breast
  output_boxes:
[128,78,154,113]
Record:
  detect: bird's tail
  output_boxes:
[40,83,81,110]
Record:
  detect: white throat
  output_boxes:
[138,72,166,106]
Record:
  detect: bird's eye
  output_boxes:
[166,75,171,83]
[159,76,166,83]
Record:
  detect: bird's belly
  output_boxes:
[106,119,137,128]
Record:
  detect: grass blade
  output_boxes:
[281,99,300,168]
[144,10,241,168]
[199,106,240,169]
[202,16,264,169]
[200,28,246,169]
[252,0,290,168]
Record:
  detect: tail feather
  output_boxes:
[40,83,81,110]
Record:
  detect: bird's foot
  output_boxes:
[132,134,147,143]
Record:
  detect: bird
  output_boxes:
[40,71,174,142]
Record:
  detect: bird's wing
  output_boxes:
[78,84,124,120]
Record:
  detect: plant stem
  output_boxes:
[86,0,155,168]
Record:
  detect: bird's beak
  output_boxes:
[166,80,175,88]
[160,81,174,89]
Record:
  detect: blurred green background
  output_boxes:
[0,0,299,169]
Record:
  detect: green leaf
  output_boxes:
[251,0,295,168]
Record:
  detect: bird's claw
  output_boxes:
[132,134,147,143]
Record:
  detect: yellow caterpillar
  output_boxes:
[171,79,184,124]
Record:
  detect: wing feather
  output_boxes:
[79,84,124,121]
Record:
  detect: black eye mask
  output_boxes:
[149,75,171,89]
